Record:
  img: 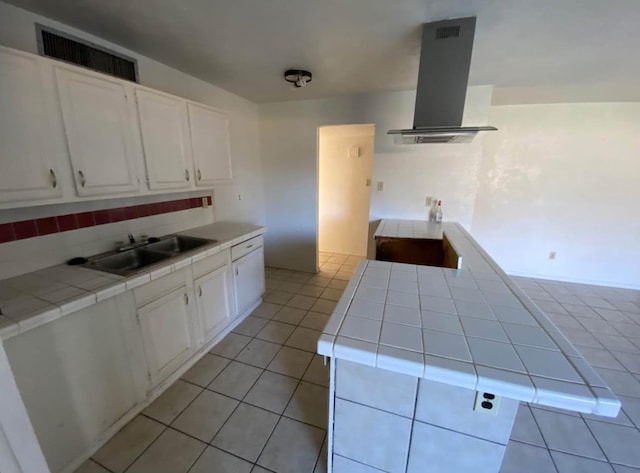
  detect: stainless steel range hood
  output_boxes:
[388,17,497,144]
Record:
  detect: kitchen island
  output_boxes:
[317,220,620,473]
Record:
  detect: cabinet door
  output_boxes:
[0,48,62,203]
[55,67,140,196]
[187,103,232,185]
[195,265,232,343]
[135,88,192,190]
[233,247,265,317]
[137,286,193,386]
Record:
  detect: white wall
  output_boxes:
[0,1,264,225]
[472,103,640,289]
[260,86,492,272]
[319,125,375,256]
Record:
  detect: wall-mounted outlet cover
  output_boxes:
[377,181,384,192]
[425,196,434,207]
[549,251,556,260]
[474,392,500,415]
[349,146,361,158]
[202,197,209,208]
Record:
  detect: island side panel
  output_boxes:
[329,359,519,473]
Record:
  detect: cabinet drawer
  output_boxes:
[231,235,263,261]
[134,267,189,308]
[192,250,229,279]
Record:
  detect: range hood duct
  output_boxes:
[388,17,497,144]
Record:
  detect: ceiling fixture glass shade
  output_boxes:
[284,69,312,88]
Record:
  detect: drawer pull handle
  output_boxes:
[184,293,189,305]
[197,169,202,181]
[78,170,86,187]
[198,286,203,297]
[246,244,254,249]
[49,169,57,188]
[185,169,190,181]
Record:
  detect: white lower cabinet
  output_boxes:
[136,285,195,387]
[233,246,265,317]
[195,265,232,344]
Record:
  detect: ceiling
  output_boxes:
[5,0,640,104]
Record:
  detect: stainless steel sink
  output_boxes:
[145,235,215,254]
[86,249,172,276]
[83,235,217,276]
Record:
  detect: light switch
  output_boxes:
[377,181,384,192]
[425,196,434,207]
[349,146,361,158]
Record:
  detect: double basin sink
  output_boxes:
[84,235,217,276]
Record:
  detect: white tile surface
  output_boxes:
[380,322,423,352]
[318,222,622,417]
[336,359,418,417]
[383,304,421,327]
[422,329,472,362]
[407,421,506,473]
[339,316,381,343]
[415,378,519,444]
[467,338,525,372]
[334,398,412,473]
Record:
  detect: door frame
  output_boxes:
[316,124,376,269]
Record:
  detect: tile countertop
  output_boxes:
[318,220,621,417]
[0,221,265,341]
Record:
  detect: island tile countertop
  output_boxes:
[0,221,265,340]
[317,220,621,417]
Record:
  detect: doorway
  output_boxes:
[317,124,375,261]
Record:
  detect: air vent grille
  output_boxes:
[435,25,460,39]
[38,26,138,82]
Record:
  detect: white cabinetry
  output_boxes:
[0,47,62,203]
[187,103,232,185]
[232,243,265,317]
[137,286,194,386]
[55,67,140,196]
[195,265,232,343]
[135,88,192,190]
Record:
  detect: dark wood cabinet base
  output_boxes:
[374,236,444,267]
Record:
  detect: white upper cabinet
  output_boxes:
[0,47,63,203]
[187,103,232,185]
[55,67,140,196]
[135,88,193,190]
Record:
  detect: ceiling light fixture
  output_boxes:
[284,69,312,88]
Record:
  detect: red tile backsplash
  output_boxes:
[35,217,59,236]
[0,196,209,244]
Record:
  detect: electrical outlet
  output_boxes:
[425,196,434,207]
[201,197,208,208]
[474,392,500,415]
[377,181,384,192]
[549,251,556,260]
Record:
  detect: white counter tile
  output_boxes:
[384,305,421,327]
[420,295,457,315]
[380,323,423,352]
[421,310,463,335]
[423,329,472,362]
[475,366,535,402]
[460,317,509,342]
[423,355,477,390]
[339,316,381,343]
[467,338,525,372]
[455,300,496,320]
[318,220,622,417]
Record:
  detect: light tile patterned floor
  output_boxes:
[75,252,640,473]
